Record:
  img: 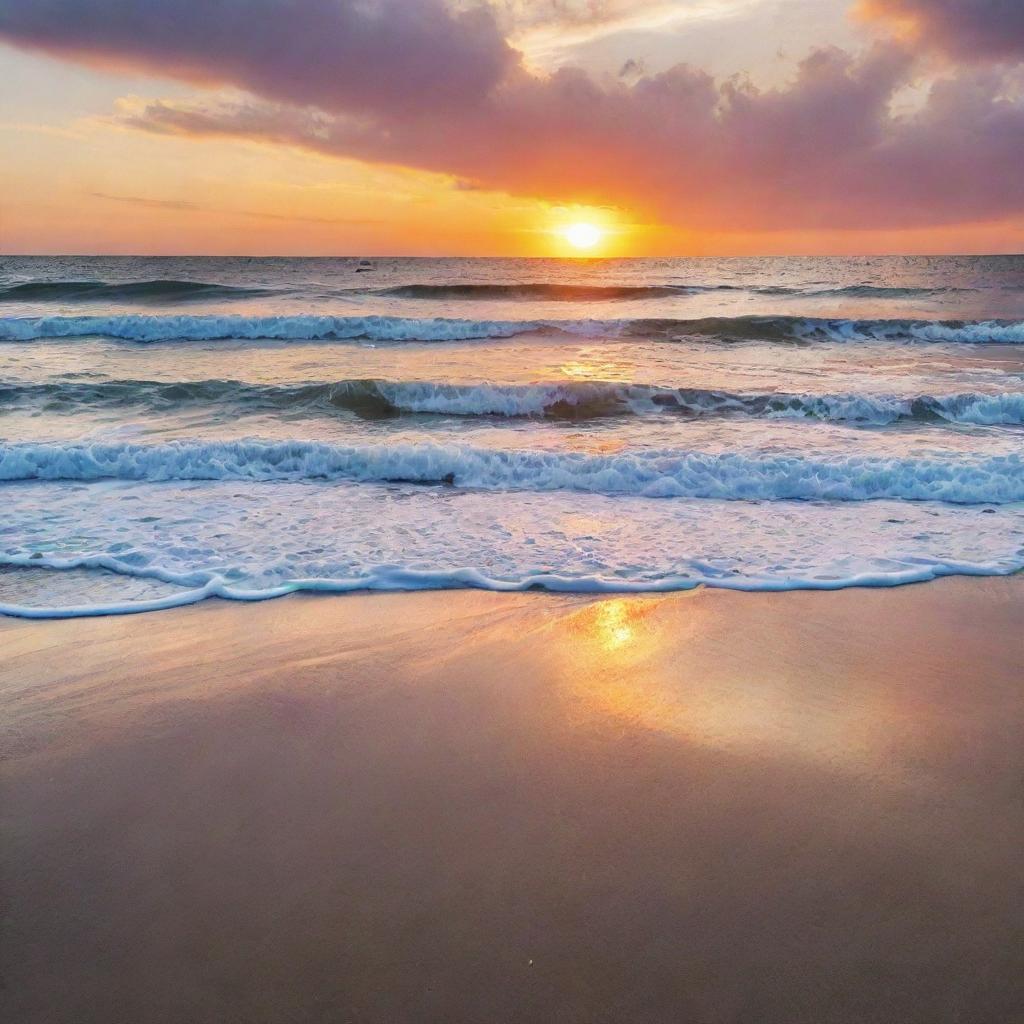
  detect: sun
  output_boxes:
[561,222,604,252]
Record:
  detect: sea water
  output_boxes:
[1,253,1022,616]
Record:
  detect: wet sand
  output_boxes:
[2,578,1024,1023]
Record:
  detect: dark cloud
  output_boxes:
[619,57,646,79]
[859,0,1024,62]
[3,1,1024,232]
[0,0,515,116]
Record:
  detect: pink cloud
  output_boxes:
[3,1,1024,232]
[120,44,1024,231]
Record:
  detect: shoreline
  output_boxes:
[3,577,1024,1022]
[2,562,1021,619]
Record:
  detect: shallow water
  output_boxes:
[1,254,1022,615]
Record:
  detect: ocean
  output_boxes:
[1,253,1022,616]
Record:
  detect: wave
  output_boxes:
[0,279,978,307]
[1,439,1020,503]
[6,378,1024,426]
[377,283,695,300]
[3,313,1023,345]
[0,314,541,343]
[626,316,1024,344]
[378,283,967,300]
[752,285,970,298]
[807,285,962,299]
[0,279,276,303]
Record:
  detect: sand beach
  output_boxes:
[3,579,1023,1023]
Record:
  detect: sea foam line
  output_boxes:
[0,551,1017,619]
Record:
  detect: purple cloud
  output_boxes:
[3,1,1024,232]
[0,0,515,115]
[119,43,1024,231]
[860,0,1024,62]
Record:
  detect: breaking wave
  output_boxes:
[3,313,1024,345]
[0,314,540,343]
[5,378,1024,426]
[1,439,1020,503]
[626,316,1024,344]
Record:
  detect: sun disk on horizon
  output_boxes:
[561,222,604,251]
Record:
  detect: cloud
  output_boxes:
[619,58,646,79]
[117,43,1024,231]
[858,0,1024,62]
[476,1,699,35]
[0,0,516,117]
[90,191,200,212]
[496,0,767,64]
[3,1,1024,233]
[90,190,379,224]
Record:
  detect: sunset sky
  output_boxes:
[1,0,1023,256]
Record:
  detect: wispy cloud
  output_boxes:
[0,120,88,140]
[506,0,765,62]
[90,190,380,225]
[90,191,199,211]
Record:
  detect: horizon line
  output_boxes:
[3,251,1023,261]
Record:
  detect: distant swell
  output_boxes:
[5,378,1024,426]
[379,283,694,300]
[0,279,276,303]
[3,313,1023,345]
[0,280,979,307]
[754,285,971,298]
[380,283,967,300]
[1,439,1020,503]
[625,316,1024,344]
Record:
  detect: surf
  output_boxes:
[4,313,1024,345]
[2,438,1020,503]
[5,378,1024,426]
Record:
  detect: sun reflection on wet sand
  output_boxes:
[595,600,637,651]
[555,594,921,780]
[559,596,698,735]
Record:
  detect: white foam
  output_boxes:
[794,319,1024,345]
[0,438,1021,503]
[375,382,1024,425]
[7,377,1024,425]
[1,480,1021,617]
[0,314,545,344]
[3,313,1024,345]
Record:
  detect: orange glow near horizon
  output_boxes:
[4,3,1024,258]
[3,116,1024,256]
[544,209,632,257]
